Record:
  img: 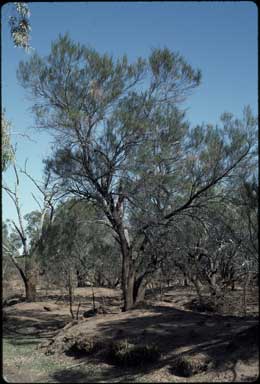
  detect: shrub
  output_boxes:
[170,353,213,377]
[107,339,161,367]
[185,298,216,313]
[66,336,103,357]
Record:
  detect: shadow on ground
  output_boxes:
[3,287,258,382]
[49,304,258,382]
[4,309,69,340]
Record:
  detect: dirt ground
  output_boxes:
[3,285,259,383]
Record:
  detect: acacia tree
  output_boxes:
[17,34,257,310]
[3,165,57,301]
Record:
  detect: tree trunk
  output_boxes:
[25,274,37,302]
[133,274,147,304]
[25,255,38,302]
[191,277,204,306]
[68,269,74,319]
[122,259,135,311]
[183,275,189,287]
[9,252,37,302]
[113,205,144,311]
[242,272,251,316]
[115,217,135,311]
[76,270,85,288]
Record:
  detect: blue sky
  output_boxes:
[2,1,258,224]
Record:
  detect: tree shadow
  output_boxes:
[3,309,69,341]
[49,303,258,382]
[97,306,258,371]
[51,369,89,383]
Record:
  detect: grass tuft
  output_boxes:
[170,353,213,377]
[107,339,161,367]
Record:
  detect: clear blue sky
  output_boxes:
[2,1,258,224]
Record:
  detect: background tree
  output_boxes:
[3,164,57,301]
[40,198,121,291]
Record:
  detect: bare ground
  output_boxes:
[3,285,259,382]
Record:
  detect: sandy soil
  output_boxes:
[3,286,259,382]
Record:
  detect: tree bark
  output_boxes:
[191,277,204,306]
[25,260,38,302]
[122,255,135,311]
[24,254,38,302]
[183,275,189,287]
[112,202,148,311]
[25,274,37,302]
[8,250,37,302]
[133,274,147,304]
[76,270,85,288]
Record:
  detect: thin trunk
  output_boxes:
[183,275,189,287]
[191,277,204,306]
[116,221,135,311]
[76,270,85,288]
[133,274,147,304]
[68,269,74,319]
[112,203,141,311]
[122,261,135,311]
[92,286,96,311]
[242,272,251,316]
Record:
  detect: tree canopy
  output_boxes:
[17,34,258,310]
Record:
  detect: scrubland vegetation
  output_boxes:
[2,8,258,382]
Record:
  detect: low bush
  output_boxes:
[185,298,216,313]
[65,335,103,357]
[107,339,161,367]
[170,353,213,377]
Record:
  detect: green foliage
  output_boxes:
[149,48,201,91]
[9,3,31,51]
[16,34,258,304]
[40,198,120,287]
[16,36,202,221]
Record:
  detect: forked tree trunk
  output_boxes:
[9,252,38,302]
[114,208,147,311]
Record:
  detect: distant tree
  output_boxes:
[3,165,57,301]
[17,34,257,310]
[41,198,121,290]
